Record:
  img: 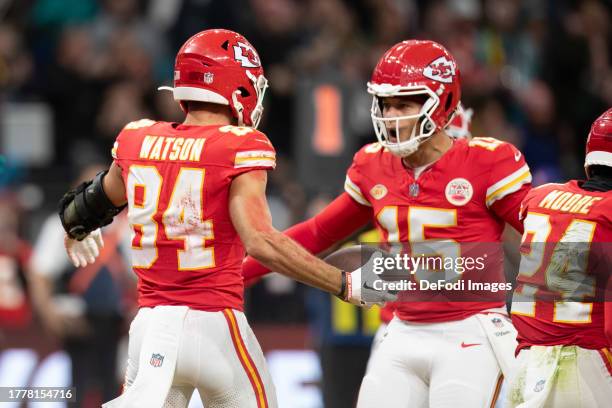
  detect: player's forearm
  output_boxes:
[245,229,343,294]
[242,192,371,283]
[242,218,338,283]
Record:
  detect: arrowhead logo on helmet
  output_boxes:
[233,42,261,68]
[423,56,456,83]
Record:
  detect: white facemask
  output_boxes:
[368,83,441,157]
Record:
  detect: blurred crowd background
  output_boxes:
[0,0,610,407]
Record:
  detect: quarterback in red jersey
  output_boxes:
[371,103,474,357]
[508,108,612,407]
[242,40,531,407]
[56,29,394,408]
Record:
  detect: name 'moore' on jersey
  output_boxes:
[344,137,532,322]
[112,119,276,312]
[511,180,612,350]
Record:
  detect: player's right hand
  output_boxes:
[344,251,398,307]
[64,228,104,267]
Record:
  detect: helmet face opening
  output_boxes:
[368,83,440,157]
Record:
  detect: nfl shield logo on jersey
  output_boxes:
[445,178,473,206]
[150,353,164,368]
[409,183,419,197]
[204,72,214,84]
[491,317,504,328]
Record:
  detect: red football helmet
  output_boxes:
[445,103,473,139]
[159,29,268,128]
[585,107,612,177]
[368,40,461,156]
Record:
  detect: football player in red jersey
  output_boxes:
[242,40,532,407]
[372,102,474,345]
[56,29,395,408]
[507,108,612,407]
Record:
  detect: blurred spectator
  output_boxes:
[367,0,417,47]
[477,0,542,89]
[96,81,152,142]
[473,93,521,145]
[246,0,305,154]
[87,0,170,81]
[167,0,245,53]
[27,164,134,408]
[0,195,32,330]
[43,25,112,166]
[515,80,564,182]
[541,0,610,164]
[0,24,34,96]
[31,0,98,32]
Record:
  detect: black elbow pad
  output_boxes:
[59,171,126,240]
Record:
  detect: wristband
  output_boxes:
[337,271,347,298]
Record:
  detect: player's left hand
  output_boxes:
[64,228,104,267]
[344,251,398,307]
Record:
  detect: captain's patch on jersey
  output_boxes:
[370,184,388,200]
[445,178,473,206]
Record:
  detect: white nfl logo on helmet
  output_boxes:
[423,56,456,83]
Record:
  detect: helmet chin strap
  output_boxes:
[231,89,245,126]
[391,112,437,158]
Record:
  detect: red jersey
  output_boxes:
[112,120,276,311]
[511,180,612,350]
[344,137,531,322]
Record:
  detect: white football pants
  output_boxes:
[358,315,504,408]
[123,307,278,408]
[505,345,612,408]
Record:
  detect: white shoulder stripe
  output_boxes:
[235,150,275,159]
[234,150,276,169]
[234,159,276,169]
[486,164,531,207]
[344,175,371,206]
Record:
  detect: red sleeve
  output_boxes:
[490,184,530,233]
[242,192,372,285]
